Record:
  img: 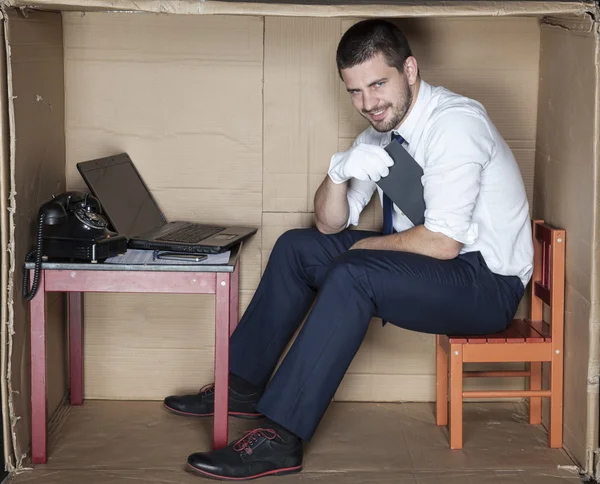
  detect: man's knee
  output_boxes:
[272,228,324,258]
[326,250,374,293]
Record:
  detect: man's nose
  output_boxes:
[362,92,379,112]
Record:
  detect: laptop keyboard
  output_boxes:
[155,224,225,243]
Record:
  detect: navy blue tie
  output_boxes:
[382,132,404,235]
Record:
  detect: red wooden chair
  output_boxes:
[436,220,565,449]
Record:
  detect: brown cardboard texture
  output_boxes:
[1,1,600,482]
[0,8,10,470]
[62,12,263,402]
[4,0,597,17]
[3,8,66,470]
[8,401,585,483]
[535,16,599,472]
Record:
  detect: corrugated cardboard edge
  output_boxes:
[589,18,600,482]
[1,5,24,472]
[542,13,596,31]
[0,7,12,473]
[2,0,597,17]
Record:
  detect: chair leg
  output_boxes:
[449,344,463,449]
[436,335,448,426]
[529,362,542,425]
[549,350,564,448]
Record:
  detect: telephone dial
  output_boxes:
[23,191,128,301]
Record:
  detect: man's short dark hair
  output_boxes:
[336,19,413,77]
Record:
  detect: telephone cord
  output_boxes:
[22,213,46,301]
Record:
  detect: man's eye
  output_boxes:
[375,81,385,87]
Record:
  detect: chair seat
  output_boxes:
[447,319,552,344]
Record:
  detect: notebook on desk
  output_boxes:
[376,138,426,226]
[77,153,257,254]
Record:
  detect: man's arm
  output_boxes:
[351,109,494,260]
[314,176,350,235]
[350,225,462,260]
[315,140,385,234]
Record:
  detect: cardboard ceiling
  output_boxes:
[4,0,597,17]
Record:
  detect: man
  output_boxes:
[165,19,533,480]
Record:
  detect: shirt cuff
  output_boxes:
[346,203,361,227]
[424,218,478,245]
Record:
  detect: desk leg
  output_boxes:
[68,292,84,406]
[214,273,231,450]
[30,270,47,464]
[229,262,240,336]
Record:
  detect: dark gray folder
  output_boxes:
[376,138,426,226]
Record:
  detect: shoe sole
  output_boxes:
[163,403,263,420]
[186,463,303,481]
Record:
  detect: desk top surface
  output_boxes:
[24,244,240,273]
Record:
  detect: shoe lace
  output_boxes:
[198,383,214,396]
[232,428,281,454]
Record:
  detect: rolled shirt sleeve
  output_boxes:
[345,178,376,227]
[422,108,495,245]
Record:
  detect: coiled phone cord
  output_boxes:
[22,213,46,301]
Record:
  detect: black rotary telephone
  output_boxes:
[23,191,128,301]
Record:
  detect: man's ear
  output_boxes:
[403,56,419,85]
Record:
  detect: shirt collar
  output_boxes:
[390,79,432,144]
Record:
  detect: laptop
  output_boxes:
[77,153,257,254]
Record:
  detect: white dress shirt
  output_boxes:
[341,80,533,287]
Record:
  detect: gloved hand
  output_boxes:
[328,143,394,184]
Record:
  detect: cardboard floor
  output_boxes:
[10,401,583,483]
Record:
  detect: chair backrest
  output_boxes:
[530,220,566,343]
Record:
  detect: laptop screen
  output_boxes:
[77,154,166,238]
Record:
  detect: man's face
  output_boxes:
[341,53,414,133]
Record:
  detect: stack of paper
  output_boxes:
[104,249,230,265]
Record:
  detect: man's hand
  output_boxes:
[349,225,462,260]
[328,143,394,184]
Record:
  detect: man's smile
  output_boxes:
[367,106,388,121]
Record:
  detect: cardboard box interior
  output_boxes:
[1,0,599,479]
[8,401,588,483]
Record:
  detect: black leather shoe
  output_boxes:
[187,426,303,480]
[163,383,263,419]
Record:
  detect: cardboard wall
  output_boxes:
[0,10,12,468]
[6,10,66,466]
[535,16,599,471]
[61,12,540,402]
[63,12,264,400]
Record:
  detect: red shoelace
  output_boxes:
[232,428,281,455]
[199,383,214,395]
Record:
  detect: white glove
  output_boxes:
[328,143,394,184]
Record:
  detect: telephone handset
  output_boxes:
[42,191,107,228]
[23,191,128,301]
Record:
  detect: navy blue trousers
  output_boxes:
[229,228,524,441]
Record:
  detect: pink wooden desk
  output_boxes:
[26,246,241,464]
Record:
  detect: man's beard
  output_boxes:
[366,81,413,133]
